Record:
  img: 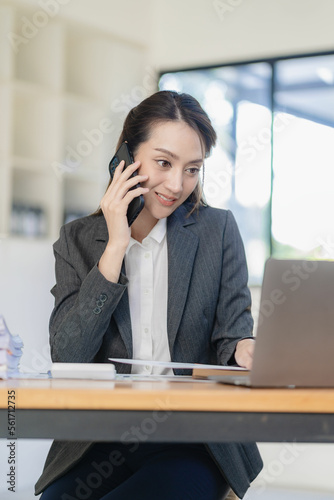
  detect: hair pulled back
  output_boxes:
[118,90,216,158]
[96,90,216,215]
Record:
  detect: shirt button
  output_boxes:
[144,253,150,259]
[144,328,149,334]
[145,365,151,371]
[144,289,149,295]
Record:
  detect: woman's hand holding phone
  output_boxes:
[102,159,148,248]
[98,159,149,283]
[109,142,145,226]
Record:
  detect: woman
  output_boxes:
[36,90,262,499]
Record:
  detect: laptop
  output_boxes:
[212,258,334,388]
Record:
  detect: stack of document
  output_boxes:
[0,315,24,379]
[109,358,247,378]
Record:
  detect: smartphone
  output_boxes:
[108,141,145,226]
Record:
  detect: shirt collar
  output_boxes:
[126,218,167,254]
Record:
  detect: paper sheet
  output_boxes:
[109,358,247,371]
[51,362,115,380]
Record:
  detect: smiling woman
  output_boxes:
[131,121,204,240]
[36,90,262,500]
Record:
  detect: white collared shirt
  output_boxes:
[125,218,173,375]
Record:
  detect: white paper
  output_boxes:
[109,358,247,371]
[115,374,199,382]
[51,362,115,380]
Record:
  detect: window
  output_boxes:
[159,52,334,285]
[272,55,334,261]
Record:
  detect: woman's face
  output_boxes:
[133,120,204,231]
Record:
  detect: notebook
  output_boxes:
[211,258,334,388]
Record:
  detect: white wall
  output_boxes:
[0,238,54,499]
[15,0,153,47]
[17,0,334,70]
[151,0,334,70]
[0,237,54,372]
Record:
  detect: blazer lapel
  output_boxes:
[167,205,199,355]
[94,216,133,357]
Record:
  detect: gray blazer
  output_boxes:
[35,203,263,498]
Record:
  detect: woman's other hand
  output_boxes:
[235,338,255,369]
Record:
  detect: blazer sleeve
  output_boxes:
[211,210,254,365]
[49,224,128,362]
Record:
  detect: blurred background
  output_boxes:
[0,0,334,498]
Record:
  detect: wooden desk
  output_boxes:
[1,378,334,442]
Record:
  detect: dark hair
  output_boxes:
[95,90,217,215]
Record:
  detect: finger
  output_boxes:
[108,174,148,202]
[123,185,149,203]
[122,173,148,192]
[109,160,142,192]
[111,159,139,183]
[101,184,148,215]
[107,160,146,193]
[113,159,140,180]
[112,159,125,179]
[118,160,142,181]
